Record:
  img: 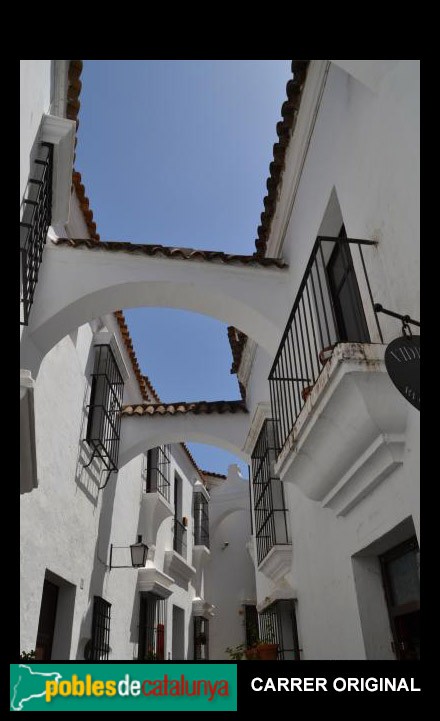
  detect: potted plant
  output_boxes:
[226,643,246,660]
[245,636,278,660]
[20,650,36,661]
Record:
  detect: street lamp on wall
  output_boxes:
[110,535,148,570]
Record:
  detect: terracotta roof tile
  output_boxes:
[51,237,288,268]
[200,470,227,480]
[67,60,83,163]
[121,400,248,416]
[72,171,100,242]
[227,326,248,374]
[254,60,310,258]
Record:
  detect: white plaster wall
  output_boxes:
[247,60,420,660]
[206,466,256,659]
[20,60,52,203]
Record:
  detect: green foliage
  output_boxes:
[20,650,36,660]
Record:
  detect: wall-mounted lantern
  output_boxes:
[110,535,148,570]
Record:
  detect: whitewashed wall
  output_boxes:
[247,60,420,659]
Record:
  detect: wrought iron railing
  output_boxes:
[252,419,290,565]
[268,233,381,455]
[138,592,166,660]
[173,518,187,558]
[20,142,53,325]
[90,596,112,660]
[85,345,124,472]
[145,446,171,502]
[193,492,209,548]
[193,616,209,660]
[259,599,300,660]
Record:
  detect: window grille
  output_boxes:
[20,142,53,325]
[193,492,209,548]
[146,446,171,501]
[86,344,124,471]
[138,592,166,660]
[90,596,111,660]
[251,419,290,565]
[259,599,300,660]
[193,616,209,660]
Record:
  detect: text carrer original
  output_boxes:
[251,677,420,693]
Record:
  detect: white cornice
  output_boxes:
[237,338,257,388]
[267,60,330,258]
[243,402,272,455]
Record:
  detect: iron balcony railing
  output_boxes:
[193,492,210,548]
[173,518,187,558]
[268,233,382,456]
[251,419,290,565]
[20,142,53,325]
[145,446,171,502]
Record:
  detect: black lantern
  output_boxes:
[110,535,149,570]
[130,535,149,568]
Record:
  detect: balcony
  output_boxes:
[164,518,196,586]
[268,233,408,509]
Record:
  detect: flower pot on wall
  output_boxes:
[257,643,278,660]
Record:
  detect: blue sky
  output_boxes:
[75,60,291,475]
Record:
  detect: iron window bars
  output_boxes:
[146,446,171,502]
[20,142,53,325]
[85,345,124,472]
[251,419,290,565]
[138,592,166,660]
[193,492,210,548]
[244,604,259,648]
[173,518,187,559]
[259,599,300,660]
[90,596,111,660]
[268,232,381,456]
[193,616,209,660]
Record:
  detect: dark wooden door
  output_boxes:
[35,580,59,660]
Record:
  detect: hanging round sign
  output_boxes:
[384,335,420,410]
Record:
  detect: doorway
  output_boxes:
[35,579,59,660]
[172,605,185,660]
[380,537,420,659]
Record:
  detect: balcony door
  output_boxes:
[326,226,370,343]
[35,580,59,660]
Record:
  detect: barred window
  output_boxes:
[90,596,111,660]
[139,593,166,660]
[86,345,124,471]
[193,616,209,660]
[193,492,209,548]
[20,142,53,325]
[146,446,171,501]
[251,419,290,565]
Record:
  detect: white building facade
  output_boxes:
[20,59,419,661]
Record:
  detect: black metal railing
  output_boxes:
[259,599,300,660]
[193,492,210,548]
[146,446,171,502]
[20,142,53,325]
[193,616,209,660]
[269,233,380,455]
[173,518,187,559]
[252,419,290,565]
[90,596,112,660]
[138,592,166,660]
[85,345,124,472]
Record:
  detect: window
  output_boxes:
[90,596,111,660]
[193,617,209,660]
[259,599,300,660]
[193,492,209,548]
[138,593,166,660]
[244,604,259,648]
[326,226,370,343]
[146,446,171,501]
[251,419,290,565]
[380,537,420,660]
[86,345,124,471]
[173,474,187,558]
[20,142,54,325]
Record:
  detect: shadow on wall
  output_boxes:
[73,344,102,506]
[75,460,119,659]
